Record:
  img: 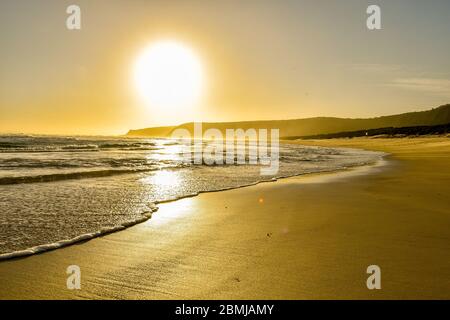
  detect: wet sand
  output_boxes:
[0,137,449,299]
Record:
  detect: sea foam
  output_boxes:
[0,135,385,260]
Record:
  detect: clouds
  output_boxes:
[388,77,450,98]
[350,63,403,74]
[350,63,450,98]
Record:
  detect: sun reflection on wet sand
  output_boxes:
[149,197,196,227]
[139,170,194,226]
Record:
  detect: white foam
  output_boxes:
[0,206,156,261]
[0,154,387,261]
[0,141,387,261]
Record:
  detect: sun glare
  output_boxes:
[134,40,204,110]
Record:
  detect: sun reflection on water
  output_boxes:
[141,170,182,188]
[145,144,188,163]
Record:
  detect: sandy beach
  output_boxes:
[0,137,449,299]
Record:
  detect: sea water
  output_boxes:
[0,134,384,259]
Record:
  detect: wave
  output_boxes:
[0,168,158,185]
[0,206,157,261]
[98,142,156,149]
[0,156,388,261]
[0,146,160,153]
[0,149,101,153]
[61,144,98,150]
[0,137,159,153]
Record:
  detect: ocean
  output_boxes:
[0,134,384,259]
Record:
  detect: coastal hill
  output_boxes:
[127,104,450,138]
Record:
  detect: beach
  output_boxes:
[0,137,449,299]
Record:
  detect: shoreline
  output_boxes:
[0,137,449,299]
[0,146,385,262]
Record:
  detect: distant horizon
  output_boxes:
[2,102,447,137]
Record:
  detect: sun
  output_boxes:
[134,40,204,109]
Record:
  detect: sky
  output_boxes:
[1,0,450,135]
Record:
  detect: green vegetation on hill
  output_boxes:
[285,123,450,140]
[127,125,175,137]
[127,104,450,138]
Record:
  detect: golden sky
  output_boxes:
[1,0,450,135]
